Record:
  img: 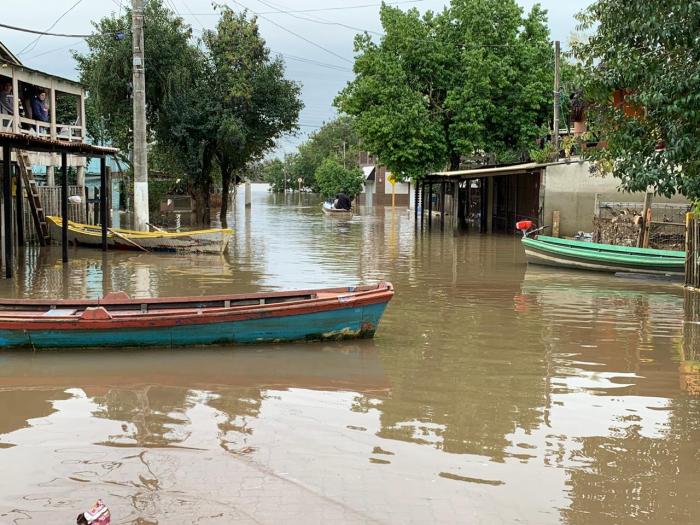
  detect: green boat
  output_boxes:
[521,235,686,276]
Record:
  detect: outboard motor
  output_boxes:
[516,220,533,237]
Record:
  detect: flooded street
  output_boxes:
[1,184,699,524]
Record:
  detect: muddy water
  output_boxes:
[0,184,699,524]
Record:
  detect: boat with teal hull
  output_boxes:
[0,283,393,349]
[521,235,685,276]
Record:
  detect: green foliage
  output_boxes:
[573,0,700,200]
[335,0,553,180]
[261,158,287,192]
[287,116,359,192]
[529,141,557,164]
[75,1,302,224]
[314,158,364,199]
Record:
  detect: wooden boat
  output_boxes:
[47,216,232,253]
[521,235,685,276]
[0,282,394,349]
[322,201,353,217]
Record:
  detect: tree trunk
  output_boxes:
[449,152,461,171]
[220,165,231,227]
[193,180,211,226]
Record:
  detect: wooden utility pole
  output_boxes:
[553,40,561,159]
[132,0,149,230]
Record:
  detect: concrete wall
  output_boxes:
[542,161,690,237]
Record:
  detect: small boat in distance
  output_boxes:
[47,216,232,253]
[0,282,394,349]
[516,221,685,276]
[322,201,353,217]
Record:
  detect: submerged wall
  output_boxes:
[542,161,689,237]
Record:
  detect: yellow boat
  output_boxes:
[47,216,233,254]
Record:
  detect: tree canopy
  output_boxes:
[573,0,700,201]
[335,0,553,180]
[314,158,364,199]
[75,1,302,224]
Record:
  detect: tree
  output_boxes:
[288,116,360,191]
[202,7,302,222]
[314,158,364,199]
[335,0,553,180]
[261,158,287,192]
[573,0,700,201]
[75,0,196,156]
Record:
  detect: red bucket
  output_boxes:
[516,220,533,231]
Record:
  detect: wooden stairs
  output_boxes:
[16,151,50,246]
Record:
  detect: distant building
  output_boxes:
[356,151,411,207]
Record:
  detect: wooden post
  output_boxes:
[61,152,68,264]
[106,166,112,227]
[638,191,653,247]
[414,179,419,225]
[11,76,19,134]
[427,182,433,230]
[486,177,494,233]
[452,180,460,234]
[552,210,560,238]
[439,181,446,231]
[100,157,108,251]
[685,212,693,288]
[3,144,12,278]
[49,85,57,140]
[15,165,23,247]
[642,207,652,249]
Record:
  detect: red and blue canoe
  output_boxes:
[0,283,394,349]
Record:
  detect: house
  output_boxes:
[356,151,411,207]
[0,40,88,182]
[418,159,689,237]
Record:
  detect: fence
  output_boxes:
[19,185,86,245]
[594,200,690,251]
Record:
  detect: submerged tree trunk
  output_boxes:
[193,145,214,226]
[219,162,232,226]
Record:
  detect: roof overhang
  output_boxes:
[429,162,542,179]
[0,132,118,157]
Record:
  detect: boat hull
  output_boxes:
[321,203,353,217]
[522,236,685,276]
[0,283,393,349]
[47,216,232,253]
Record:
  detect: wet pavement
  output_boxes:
[0,184,699,524]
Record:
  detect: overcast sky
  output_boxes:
[1,0,592,153]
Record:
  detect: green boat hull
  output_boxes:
[522,235,685,276]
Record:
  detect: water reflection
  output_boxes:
[0,185,699,523]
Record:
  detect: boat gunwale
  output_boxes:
[46,216,234,239]
[522,237,685,268]
[531,235,685,259]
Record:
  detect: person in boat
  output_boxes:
[334,192,352,210]
[76,499,111,524]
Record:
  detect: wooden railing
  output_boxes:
[1,115,84,142]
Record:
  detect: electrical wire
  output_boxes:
[228,0,352,63]
[0,22,92,39]
[16,0,85,56]
[189,1,424,16]
[254,0,382,36]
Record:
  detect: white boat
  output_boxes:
[321,201,353,217]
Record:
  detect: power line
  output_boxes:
[17,0,85,56]
[254,0,382,36]
[229,0,352,63]
[23,39,86,60]
[190,1,424,15]
[0,22,93,39]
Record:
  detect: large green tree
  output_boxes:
[203,7,303,222]
[314,158,364,199]
[335,0,553,179]
[574,0,700,201]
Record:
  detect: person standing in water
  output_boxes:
[334,192,352,210]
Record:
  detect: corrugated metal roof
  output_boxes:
[430,162,541,178]
[0,131,118,156]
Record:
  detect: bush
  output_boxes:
[314,158,364,199]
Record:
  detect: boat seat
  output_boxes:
[43,308,77,317]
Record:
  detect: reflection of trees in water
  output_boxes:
[206,388,263,452]
[680,292,700,395]
[91,386,193,447]
[561,398,700,525]
[0,389,72,436]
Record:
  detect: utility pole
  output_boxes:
[342,141,346,168]
[553,40,561,160]
[132,0,149,230]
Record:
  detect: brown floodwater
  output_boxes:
[0,184,699,524]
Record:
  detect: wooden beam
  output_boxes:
[61,151,68,264]
[11,76,19,134]
[15,165,23,247]
[638,191,653,248]
[49,84,57,140]
[100,157,108,251]
[3,144,12,278]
